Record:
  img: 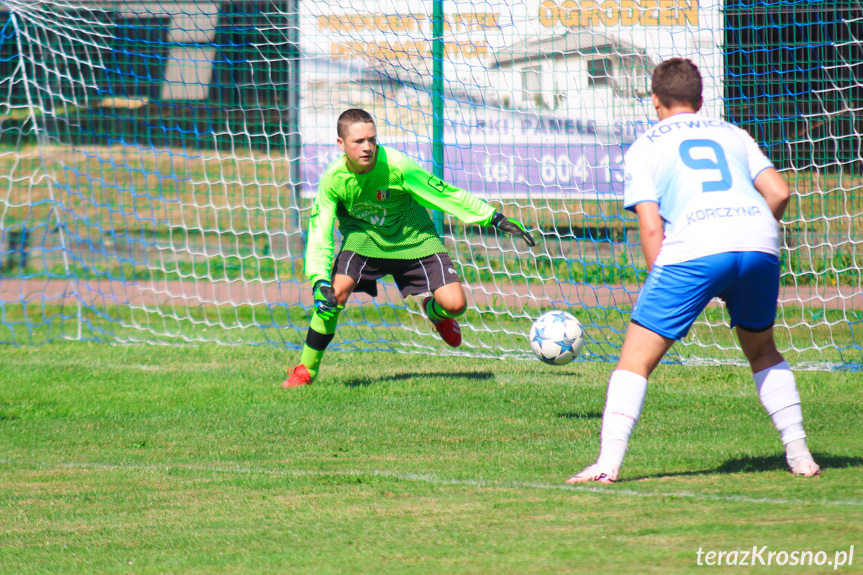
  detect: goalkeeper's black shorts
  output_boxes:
[332,251,461,298]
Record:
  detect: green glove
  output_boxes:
[491,211,536,248]
[313,280,339,319]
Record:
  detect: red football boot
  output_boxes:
[423,297,462,348]
[283,364,312,388]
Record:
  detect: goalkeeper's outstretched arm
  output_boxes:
[399,153,535,248]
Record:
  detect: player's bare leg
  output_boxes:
[615,322,677,379]
[330,274,357,306]
[284,274,356,388]
[737,326,820,476]
[423,282,467,348]
[567,322,674,484]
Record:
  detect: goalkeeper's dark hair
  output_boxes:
[651,58,702,110]
[337,108,375,138]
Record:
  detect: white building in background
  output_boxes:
[486,29,657,119]
[302,52,377,108]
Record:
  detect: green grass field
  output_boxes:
[0,343,861,573]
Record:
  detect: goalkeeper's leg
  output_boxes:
[423,282,467,348]
[284,275,355,388]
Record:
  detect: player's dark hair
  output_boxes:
[337,108,375,138]
[651,58,702,110]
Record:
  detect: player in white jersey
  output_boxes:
[567,58,820,484]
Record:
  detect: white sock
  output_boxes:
[784,438,814,469]
[596,370,648,469]
[753,360,812,466]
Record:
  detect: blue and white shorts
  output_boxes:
[631,251,780,341]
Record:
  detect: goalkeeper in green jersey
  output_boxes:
[284,108,535,388]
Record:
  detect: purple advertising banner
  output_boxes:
[300,143,627,199]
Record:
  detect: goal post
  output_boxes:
[0,0,860,369]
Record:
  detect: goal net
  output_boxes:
[0,0,860,368]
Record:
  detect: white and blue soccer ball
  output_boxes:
[529,311,585,365]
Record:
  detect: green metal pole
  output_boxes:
[432,0,444,233]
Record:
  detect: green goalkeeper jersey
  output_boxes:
[305,145,495,285]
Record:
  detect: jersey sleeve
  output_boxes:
[735,126,775,180]
[622,141,659,212]
[304,173,339,285]
[395,150,495,225]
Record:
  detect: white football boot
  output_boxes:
[790,458,821,477]
[566,463,620,484]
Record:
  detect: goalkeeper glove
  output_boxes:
[490,211,536,248]
[312,280,339,319]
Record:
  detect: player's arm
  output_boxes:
[304,186,339,287]
[622,142,662,270]
[753,167,790,222]
[401,158,493,224]
[633,201,663,271]
[738,126,790,222]
[304,187,341,317]
[400,155,535,247]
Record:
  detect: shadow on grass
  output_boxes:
[627,452,863,482]
[342,371,496,388]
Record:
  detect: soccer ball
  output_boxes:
[529,311,585,365]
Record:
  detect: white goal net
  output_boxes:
[0,0,860,369]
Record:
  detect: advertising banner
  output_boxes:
[299,0,722,198]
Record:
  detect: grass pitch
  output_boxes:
[0,343,861,573]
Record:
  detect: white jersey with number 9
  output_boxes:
[623,113,778,267]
